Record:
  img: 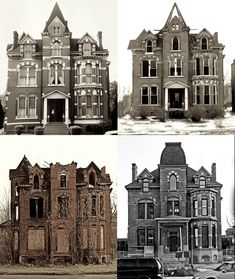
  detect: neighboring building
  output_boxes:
[10,156,114,264]
[118,95,131,117]
[231,60,235,112]
[128,3,224,118]
[5,3,111,134]
[117,238,128,258]
[224,83,232,108]
[125,142,223,264]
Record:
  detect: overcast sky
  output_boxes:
[117,0,235,94]
[0,135,117,206]
[117,135,234,238]
[0,0,117,94]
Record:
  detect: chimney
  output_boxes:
[97,31,103,49]
[132,163,138,182]
[101,166,106,174]
[13,31,18,49]
[211,163,216,182]
[214,32,218,44]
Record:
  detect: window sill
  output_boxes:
[17,85,38,88]
[140,76,159,78]
[168,75,184,77]
[140,104,160,106]
[48,84,65,86]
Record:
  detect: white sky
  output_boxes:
[117,0,235,95]
[117,135,234,238]
[0,0,117,94]
[0,135,117,206]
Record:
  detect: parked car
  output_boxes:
[194,261,235,279]
[117,257,163,279]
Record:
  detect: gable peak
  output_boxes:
[164,3,188,30]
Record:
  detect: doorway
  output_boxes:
[169,232,178,252]
[168,89,184,109]
[48,99,65,122]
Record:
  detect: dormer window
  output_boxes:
[199,176,206,188]
[172,37,179,50]
[89,172,95,187]
[34,175,39,189]
[83,42,91,56]
[201,38,208,50]
[146,40,153,53]
[142,178,149,192]
[60,173,66,188]
[24,44,33,59]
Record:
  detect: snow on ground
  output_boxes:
[118,111,235,135]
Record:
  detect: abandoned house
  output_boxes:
[10,156,114,264]
[128,3,224,118]
[125,142,223,264]
[5,3,111,134]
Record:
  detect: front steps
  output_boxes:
[44,122,69,135]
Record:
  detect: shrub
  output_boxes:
[189,107,205,122]
[139,111,148,120]
[158,110,166,122]
[34,126,44,135]
[14,125,24,135]
[206,105,224,119]
[69,125,82,135]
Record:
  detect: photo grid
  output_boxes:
[0,0,234,278]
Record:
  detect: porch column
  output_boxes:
[185,87,188,111]
[165,88,168,111]
[65,98,69,126]
[43,98,47,126]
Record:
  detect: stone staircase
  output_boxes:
[44,122,69,135]
[161,253,186,269]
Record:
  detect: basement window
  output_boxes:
[29,197,43,218]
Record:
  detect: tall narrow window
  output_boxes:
[150,61,157,76]
[196,86,200,104]
[173,37,179,50]
[204,86,210,105]
[60,173,66,188]
[203,57,209,75]
[199,176,206,188]
[213,85,218,105]
[193,226,199,248]
[147,228,154,246]
[141,87,149,105]
[142,60,149,77]
[196,58,200,75]
[211,197,215,216]
[89,172,95,187]
[17,95,26,118]
[150,86,158,104]
[29,198,43,218]
[201,38,208,50]
[100,225,105,250]
[24,44,33,59]
[49,64,63,85]
[143,179,149,192]
[147,203,154,219]
[138,203,145,219]
[100,196,104,216]
[169,174,177,190]
[137,228,145,246]
[202,225,209,248]
[51,41,61,56]
[34,175,39,189]
[146,40,153,52]
[83,42,91,56]
[202,198,208,216]
[28,95,36,117]
[91,195,97,216]
[193,200,198,217]
[212,224,216,248]
[213,58,217,75]
[57,196,69,218]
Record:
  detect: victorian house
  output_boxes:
[10,156,113,264]
[5,3,110,134]
[128,3,224,118]
[125,142,223,264]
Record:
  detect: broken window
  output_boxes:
[60,173,67,188]
[142,60,149,77]
[201,38,208,50]
[89,173,95,187]
[57,196,69,218]
[141,86,149,104]
[34,175,39,189]
[29,197,43,218]
[196,58,200,75]
[147,228,154,246]
[100,195,104,216]
[91,195,97,216]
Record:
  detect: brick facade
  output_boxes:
[128,3,224,118]
[5,3,110,133]
[126,142,223,264]
[10,156,114,264]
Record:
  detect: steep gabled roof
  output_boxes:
[86,161,102,175]
[18,33,36,45]
[43,2,70,32]
[137,168,154,180]
[78,33,97,44]
[193,166,211,177]
[128,29,156,50]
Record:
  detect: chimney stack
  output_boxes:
[101,166,106,174]
[211,163,216,181]
[132,163,138,182]
[13,31,18,49]
[97,31,103,49]
[214,32,218,44]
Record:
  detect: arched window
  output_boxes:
[169,174,177,190]
[89,172,95,187]
[51,41,61,56]
[60,173,66,188]
[34,175,39,189]
[146,40,153,52]
[49,63,63,85]
[100,195,104,216]
[83,42,91,56]
[199,176,206,188]
[172,37,179,50]
[201,38,208,50]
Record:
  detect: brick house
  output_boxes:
[128,3,224,118]
[125,142,223,264]
[10,156,114,264]
[5,3,111,134]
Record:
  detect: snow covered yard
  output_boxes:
[118,111,235,135]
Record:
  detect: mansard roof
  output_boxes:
[43,2,70,33]
[160,142,186,165]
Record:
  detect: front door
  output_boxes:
[169,89,184,109]
[48,99,65,122]
[169,232,178,252]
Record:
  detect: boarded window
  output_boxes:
[28,228,45,250]
[57,228,69,253]
[29,198,43,218]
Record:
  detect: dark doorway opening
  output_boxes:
[169,232,178,252]
[48,99,65,122]
[168,88,184,109]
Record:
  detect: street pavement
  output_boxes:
[0,275,116,279]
